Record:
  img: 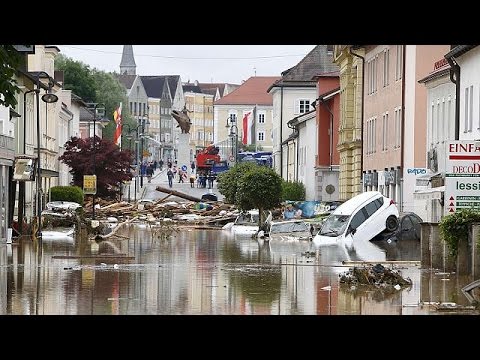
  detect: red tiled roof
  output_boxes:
[214,76,280,106]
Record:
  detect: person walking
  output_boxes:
[146,163,154,183]
[159,159,164,170]
[167,168,174,188]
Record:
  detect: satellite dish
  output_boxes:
[325,184,335,195]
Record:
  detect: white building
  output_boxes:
[416,59,456,222]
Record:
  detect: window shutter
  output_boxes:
[294,99,300,114]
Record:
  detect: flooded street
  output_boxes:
[0,225,478,315]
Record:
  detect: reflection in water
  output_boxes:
[0,227,477,315]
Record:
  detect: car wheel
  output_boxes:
[386,215,399,232]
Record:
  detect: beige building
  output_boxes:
[215,77,278,163]
[333,46,364,201]
[183,86,214,154]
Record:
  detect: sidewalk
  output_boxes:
[126,167,224,202]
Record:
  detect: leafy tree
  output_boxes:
[91,70,132,141]
[236,165,282,227]
[59,136,133,199]
[55,54,96,103]
[281,180,306,201]
[0,45,24,108]
[55,55,133,143]
[217,162,259,204]
[218,163,282,226]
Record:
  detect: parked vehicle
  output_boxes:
[258,219,312,242]
[313,191,399,248]
[224,210,260,235]
[195,145,229,175]
[372,212,423,242]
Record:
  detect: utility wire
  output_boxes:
[59,45,311,60]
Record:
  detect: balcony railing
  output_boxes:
[0,134,15,161]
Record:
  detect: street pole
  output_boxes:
[92,109,96,220]
[35,88,41,242]
[18,89,36,236]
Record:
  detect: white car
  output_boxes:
[313,191,399,248]
[259,219,312,242]
[229,210,260,235]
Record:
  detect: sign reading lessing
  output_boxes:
[445,141,480,215]
[83,175,97,195]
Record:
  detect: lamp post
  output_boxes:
[225,116,238,164]
[34,72,58,242]
[86,103,105,220]
[124,123,143,201]
[18,88,37,236]
[139,108,150,188]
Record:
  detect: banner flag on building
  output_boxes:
[113,103,122,148]
[242,108,254,145]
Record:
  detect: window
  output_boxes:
[228,111,238,124]
[382,112,389,151]
[394,107,402,149]
[350,208,367,230]
[258,131,265,142]
[396,45,403,81]
[383,48,389,87]
[258,112,265,124]
[365,200,380,217]
[465,87,469,132]
[367,57,378,94]
[295,99,310,114]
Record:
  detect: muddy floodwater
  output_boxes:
[0,225,478,315]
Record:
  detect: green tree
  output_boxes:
[55,54,96,102]
[237,166,282,217]
[0,45,24,108]
[281,180,306,201]
[55,55,133,143]
[92,70,132,141]
[217,162,259,204]
[58,136,133,199]
[221,164,282,227]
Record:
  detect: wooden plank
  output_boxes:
[155,185,203,202]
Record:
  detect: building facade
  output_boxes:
[333,46,364,201]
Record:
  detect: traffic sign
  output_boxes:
[83,175,97,195]
[229,155,235,162]
[181,164,187,172]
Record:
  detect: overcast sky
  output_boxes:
[56,45,316,84]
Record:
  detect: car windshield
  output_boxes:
[235,212,259,224]
[270,221,309,234]
[320,215,350,236]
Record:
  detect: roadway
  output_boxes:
[125,168,225,203]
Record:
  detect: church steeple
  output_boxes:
[120,45,136,75]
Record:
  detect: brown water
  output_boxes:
[0,225,477,315]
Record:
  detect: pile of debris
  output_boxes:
[83,197,239,227]
[339,263,412,290]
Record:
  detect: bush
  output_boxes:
[439,208,480,258]
[281,180,305,201]
[50,186,84,205]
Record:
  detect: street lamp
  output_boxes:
[34,72,58,242]
[17,88,37,236]
[139,108,150,188]
[225,116,238,164]
[124,123,143,202]
[86,103,105,220]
